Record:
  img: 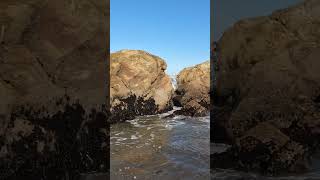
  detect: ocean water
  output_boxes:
[110,108,210,180]
[110,108,320,180]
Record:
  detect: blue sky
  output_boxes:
[111,0,210,75]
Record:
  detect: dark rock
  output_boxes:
[0,0,110,179]
[172,94,183,107]
[109,95,168,123]
[212,0,320,174]
[0,97,109,180]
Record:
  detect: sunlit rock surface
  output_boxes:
[174,61,210,117]
[110,50,174,122]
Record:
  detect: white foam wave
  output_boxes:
[127,119,146,128]
[158,106,182,118]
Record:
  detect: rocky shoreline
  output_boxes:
[0,1,209,176]
[0,0,109,179]
[110,50,210,122]
[212,0,320,175]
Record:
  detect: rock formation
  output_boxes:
[212,0,320,175]
[110,50,174,122]
[0,0,109,179]
[174,61,210,116]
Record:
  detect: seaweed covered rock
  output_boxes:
[174,61,210,116]
[0,0,109,179]
[1,97,109,180]
[110,50,174,122]
[212,0,320,175]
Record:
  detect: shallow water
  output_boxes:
[110,108,210,180]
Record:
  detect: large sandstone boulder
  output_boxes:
[0,0,109,179]
[212,0,320,175]
[110,50,174,121]
[174,61,210,116]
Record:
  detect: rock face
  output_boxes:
[174,61,210,116]
[110,50,174,121]
[212,0,320,175]
[0,0,109,179]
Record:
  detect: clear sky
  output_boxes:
[111,0,210,75]
[212,0,303,41]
